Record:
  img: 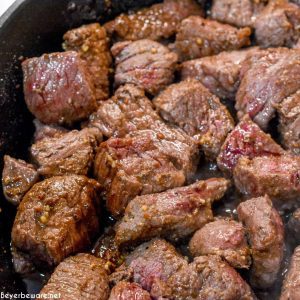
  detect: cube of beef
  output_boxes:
[2,155,39,206]
[275,90,300,155]
[280,246,300,300]
[180,47,259,100]
[88,84,160,138]
[33,119,68,142]
[22,51,97,125]
[115,178,230,247]
[12,175,101,268]
[189,219,251,269]
[211,0,267,28]
[104,0,203,41]
[31,128,102,177]
[40,254,110,300]
[233,155,300,200]
[172,16,251,62]
[109,282,151,300]
[237,195,284,288]
[254,1,300,48]
[63,23,112,103]
[94,128,198,217]
[153,79,234,159]
[288,208,300,244]
[217,115,284,174]
[236,48,300,130]
[111,40,178,95]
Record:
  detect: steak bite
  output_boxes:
[275,91,300,155]
[104,0,203,41]
[2,155,39,206]
[109,282,151,300]
[22,51,97,125]
[189,219,251,269]
[111,39,178,95]
[236,48,300,130]
[237,195,284,288]
[180,47,259,100]
[12,175,101,268]
[288,208,300,244]
[40,254,110,300]
[31,128,102,177]
[233,155,300,200]
[63,23,112,103]
[33,119,68,142]
[115,178,230,247]
[217,115,284,174]
[173,16,251,62]
[94,128,198,217]
[280,246,300,300]
[153,79,234,160]
[254,0,300,48]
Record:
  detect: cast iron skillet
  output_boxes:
[0,0,163,294]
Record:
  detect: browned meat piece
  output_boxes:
[211,0,267,28]
[110,239,188,296]
[111,39,178,95]
[63,23,112,103]
[104,0,203,41]
[180,47,259,100]
[237,195,284,288]
[88,84,160,138]
[173,16,251,61]
[254,0,300,48]
[217,115,284,174]
[157,255,256,300]
[275,91,300,154]
[94,128,198,217]
[22,51,97,125]
[234,155,300,200]
[280,246,300,300]
[33,119,68,142]
[236,46,300,130]
[109,282,151,300]
[2,155,39,206]
[189,219,251,269]
[40,254,110,300]
[31,128,102,177]
[153,79,234,159]
[115,178,230,247]
[12,175,101,268]
[288,209,300,244]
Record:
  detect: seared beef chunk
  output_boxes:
[217,115,284,174]
[173,16,251,61]
[158,255,256,300]
[153,79,234,159]
[63,23,112,103]
[109,282,151,300]
[88,84,160,138]
[280,246,300,300]
[189,219,251,269]
[115,178,230,247]
[237,195,284,288]
[12,175,101,268]
[31,128,102,177]
[254,0,300,48]
[94,128,198,217]
[275,90,300,155]
[288,208,300,244]
[40,254,110,300]
[180,47,259,100]
[104,0,203,41]
[236,48,300,130]
[110,239,187,296]
[33,119,68,142]
[111,40,178,95]
[234,155,300,200]
[2,155,39,206]
[211,0,267,28]
[22,51,97,125]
